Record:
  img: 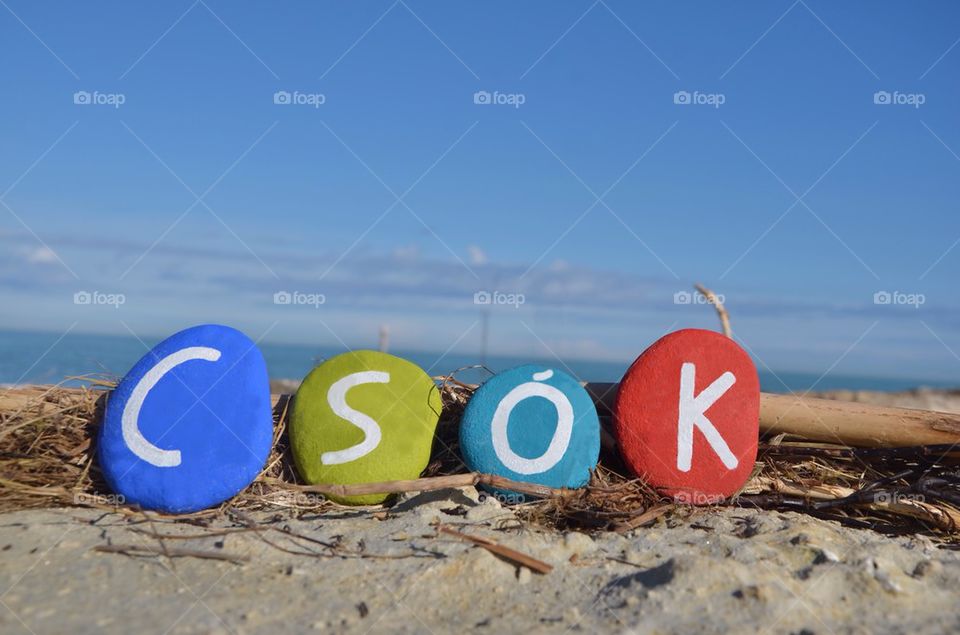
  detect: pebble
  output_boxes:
[290,350,441,505]
[614,328,759,503]
[465,498,508,523]
[913,559,942,578]
[563,531,596,557]
[517,567,532,584]
[459,365,600,495]
[98,324,273,513]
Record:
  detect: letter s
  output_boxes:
[321,371,390,465]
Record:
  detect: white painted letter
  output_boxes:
[676,362,738,472]
[491,370,574,475]
[122,346,222,467]
[321,371,390,465]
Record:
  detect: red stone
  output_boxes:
[613,329,759,504]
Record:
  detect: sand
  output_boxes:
[2,387,960,634]
[2,489,959,635]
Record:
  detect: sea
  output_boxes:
[0,329,954,393]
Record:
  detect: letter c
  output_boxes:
[122,346,222,467]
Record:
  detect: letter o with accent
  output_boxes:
[459,365,600,496]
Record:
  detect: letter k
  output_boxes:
[676,362,738,472]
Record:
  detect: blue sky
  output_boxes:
[2,1,959,381]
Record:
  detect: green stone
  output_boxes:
[290,350,442,505]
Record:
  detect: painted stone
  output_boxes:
[98,324,273,514]
[459,365,600,500]
[614,328,759,504]
[290,350,442,505]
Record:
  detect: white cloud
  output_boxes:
[467,245,487,266]
[392,244,420,261]
[26,246,59,265]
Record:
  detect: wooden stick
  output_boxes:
[436,524,553,574]
[4,384,960,449]
[582,383,960,448]
[757,392,960,448]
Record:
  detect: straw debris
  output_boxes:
[2,377,959,546]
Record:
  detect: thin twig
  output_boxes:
[694,283,732,338]
[612,504,672,533]
[437,524,553,574]
[93,543,249,564]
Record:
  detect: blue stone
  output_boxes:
[459,365,600,499]
[98,324,273,513]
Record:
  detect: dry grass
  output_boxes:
[2,378,960,545]
[0,379,328,518]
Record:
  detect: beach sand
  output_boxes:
[2,494,959,634]
[2,388,959,634]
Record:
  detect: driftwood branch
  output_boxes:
[757,393,960,447]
